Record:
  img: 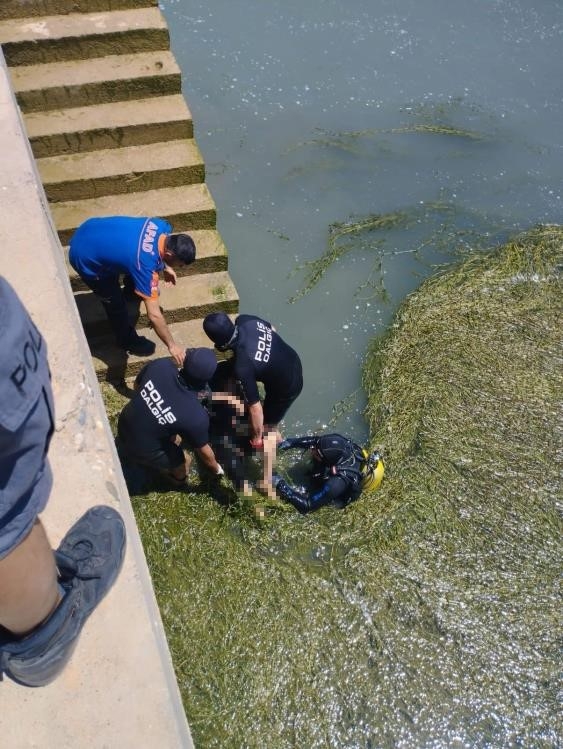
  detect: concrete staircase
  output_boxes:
[0,0,239,383]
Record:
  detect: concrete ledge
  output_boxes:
[37,138,204,201]
[75,270,238,336]
[52,182,216,245]
[89,318,223,382]
[0,50,193,748]
[24,93,193,158]
[11,50,182,112]
[0,1,158,21]
[0,7,169,65]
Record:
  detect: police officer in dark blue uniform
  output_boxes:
[116,347,226,486]
[203,312,303,448]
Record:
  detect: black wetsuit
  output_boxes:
[275,435,365,514]
[229,314,303,425]
[116,358,210,472]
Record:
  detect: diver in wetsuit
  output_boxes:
[271,434,384,514]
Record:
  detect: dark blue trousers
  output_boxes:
[81,274,138,348]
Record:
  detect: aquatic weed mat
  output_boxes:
[101,227,561,748]
[360,224,562,746]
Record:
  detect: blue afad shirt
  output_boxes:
[69,216,172,298]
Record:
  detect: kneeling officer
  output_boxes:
[271,434,384,514]
[116,347,225,486]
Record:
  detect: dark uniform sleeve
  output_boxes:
[278,435,317,451]
[233,354,261,406]
[275,475,349,514]
[178,405,211,450]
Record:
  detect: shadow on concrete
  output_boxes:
[85,294,145,392]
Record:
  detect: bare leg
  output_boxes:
[0,519,61,636]
[256,430,278,499]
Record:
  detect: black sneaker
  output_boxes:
[125,336,155,357]
[0,506,126,688]
[55,505,126,599]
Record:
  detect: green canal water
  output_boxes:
[104,226,562,747]
[105,1,563,744]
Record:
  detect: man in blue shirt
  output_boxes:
[69,216,196,364]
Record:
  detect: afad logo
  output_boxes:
[140,379,177,425]
[141,220,160,254]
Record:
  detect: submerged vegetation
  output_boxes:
[289,201,509,302]
[286,98,495,158]
[103,225,561,748]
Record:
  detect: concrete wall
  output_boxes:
[0,49,193,748]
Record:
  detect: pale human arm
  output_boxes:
[209,391,246,417]
[162,264,177,287]
[248,401,264,446]
[256,430,278,499]
[195,443,223,474]
[144,297,184,366]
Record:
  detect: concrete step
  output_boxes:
[24,93,192,158]
[38,138,205,202]
[0,7,169,66]
[74,270,239,340]
[0,1,157,22]
[88,318,229,383]
[65,229,229,291]
[11,50,181,112]
[51,183,217,245]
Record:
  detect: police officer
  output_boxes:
[0,277,125,687]
[116,347,226,486]
[203,312,303,448]
[69,215,196,365]
[270,433,384,514]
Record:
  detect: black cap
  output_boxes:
[203,312,236,349]
[180,347,217,388]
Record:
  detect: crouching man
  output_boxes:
[115,348,226,487]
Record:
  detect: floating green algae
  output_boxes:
[287,99,493,157]
[102,225,562,748]
[289,201,508,302]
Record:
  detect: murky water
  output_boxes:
[160,0,562,441]
[144,3,563,747]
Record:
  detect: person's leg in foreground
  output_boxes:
[0,276,126,687]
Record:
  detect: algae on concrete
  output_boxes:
[103,225,562,749]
